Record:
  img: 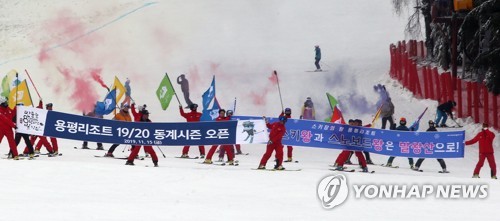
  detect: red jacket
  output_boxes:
[465,129,496,154]
[180,107,202,122]
[267,122,286,145]
[131,103,142,122]
[215,116,228,122]
[0,104,16,131]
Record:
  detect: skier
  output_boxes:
[380,97,395,129]
[131,103,149,157]
[384,117,415,168]
[314,45,322,71]
[342,119,374,165]
[125,109,159,167]
[217,109,243,161]
[300,97,315,120]
[435,100,456,127]
[204,109,235,165]
[179,103,205,158]
[23,100,55,155]
[121,78,131,107]
[45,103,59,155]
[412,120,448,173]
[82,104,104,150]
[333,119,370,172]
[0,97,20,160]
[105,104,133,157]
[280,108,295,162]
[177,74,193,108]
[258,115,287,170]
[466,123,497,179]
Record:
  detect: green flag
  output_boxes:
[156,73,175,110]
[326,92,338,111]
[1,75,10,98]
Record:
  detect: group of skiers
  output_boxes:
[0,98,59,160]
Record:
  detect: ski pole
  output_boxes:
[156,146,166,158]
[273,70,284,112]
[122,144,127,153]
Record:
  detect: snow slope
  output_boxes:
[0,0,499,220]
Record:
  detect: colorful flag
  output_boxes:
[409,107,428,131]
[201,76,219,121]
[8,80,33,108]
[1,70,20,98]
[95,89,117,115]
[326,92,345,124]
[112,77,126,102]
[156,73,176,110]
[370,104,384,128]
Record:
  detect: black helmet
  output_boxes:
[46,103,53,108]
[189,103,198,110]
[219,109,226,113]
[284,107,291,114]
[428,120,435,125]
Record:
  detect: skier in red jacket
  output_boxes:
[125,109,159,167]
[204,109,235,165]
[258,115,287,170]
[0,98,19,159]
[333,119,369,172]
[179,103,205,158]
[465,123,497,179]
[280,108,295,162]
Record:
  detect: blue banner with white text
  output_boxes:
[233,116,465,158]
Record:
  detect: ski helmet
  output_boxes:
[46,103,53,108]
[227,110,234,116]
[219,109,226,113]
[284,107,291,114]
[0,96,6,104]
[190,103,198,110]
[428,120,435,125]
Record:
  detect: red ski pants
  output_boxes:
[259,143,284,167]
[474,153,497,176]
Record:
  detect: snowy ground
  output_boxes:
[1,0,499,220]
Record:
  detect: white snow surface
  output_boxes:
[1,1,499,220]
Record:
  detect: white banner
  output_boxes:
[235,119,269,144]
[16,106,47,136]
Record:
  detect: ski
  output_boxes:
[438,170,450,173]
[252,168,302,171]
[329,168,355,172]
[358,170,376,173]
[305,70,328,72]
[40,153,63,156]
[284,160,299,163]
[380,164,399,168]
[175,156,200,159]
[94,155,144,160]
[411,168,424,172]
[220,162,239,166]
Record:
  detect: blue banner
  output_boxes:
[43,110,238,146]
[233,116,465,158]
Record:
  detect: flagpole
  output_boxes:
[165,72,182,106]
[273,70,284,112]
[15,73,18,107]
[24,69,42,100]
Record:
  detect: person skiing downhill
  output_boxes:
[466,123,497,179]
[412,120,448,173]
[280,108,295,162]
[179,103,205,158]
[314,45,322,71]
[258,116,287,170]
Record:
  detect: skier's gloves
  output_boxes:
[268,140,273,145]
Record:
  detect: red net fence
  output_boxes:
[389,40,499,130]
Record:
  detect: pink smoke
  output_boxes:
[90,69,110,91]
[56,67,100,111]
[247,71,279,106]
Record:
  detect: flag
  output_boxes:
[370,104,384,128]
[156,73,176,110]
[112,77,126,102]
[95,89,117,115]
[1,70,20,98]
[201,76,219,121]
[8,80,33,108]
[409,107,428,131]
[326,92,345,124]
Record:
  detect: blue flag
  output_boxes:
[200,76,219,121]
[95,89,117,115]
